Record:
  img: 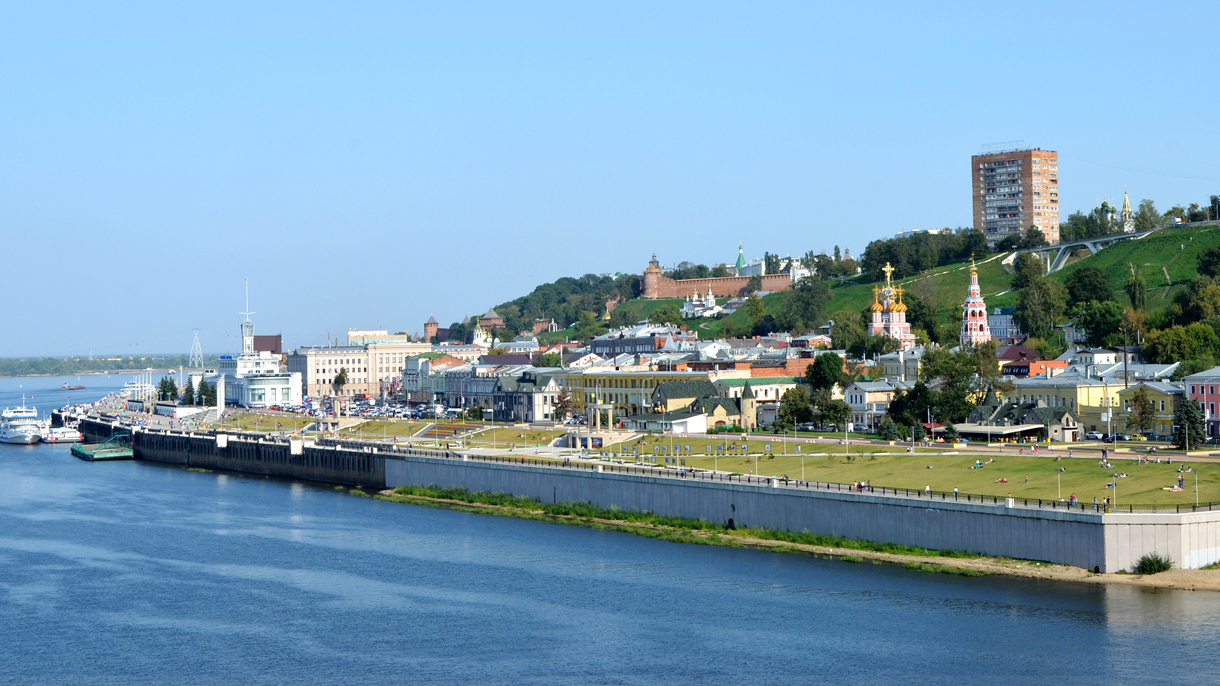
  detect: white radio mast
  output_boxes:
[189,329,204,369]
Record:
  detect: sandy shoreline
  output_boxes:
[376,489,1220,591]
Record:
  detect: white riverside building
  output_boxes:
[213,314,302,408]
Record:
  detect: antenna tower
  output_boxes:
[189,329,204,368]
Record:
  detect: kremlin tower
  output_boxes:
[959,257,992,347]
[868,263,917,350]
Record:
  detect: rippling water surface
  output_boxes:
[1,375,1218,684]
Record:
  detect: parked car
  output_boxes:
[1084,431,1103,440]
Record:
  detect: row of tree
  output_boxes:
[168,377,217,406]
[859,228,990,282]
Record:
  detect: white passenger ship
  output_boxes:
[0,403,42,444]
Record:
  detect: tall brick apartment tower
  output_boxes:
[972,145,1060,245]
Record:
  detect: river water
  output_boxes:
[2,375,1219,684]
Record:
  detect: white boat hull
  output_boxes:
[0,432,41,444]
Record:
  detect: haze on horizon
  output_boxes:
[2,1,1217,358]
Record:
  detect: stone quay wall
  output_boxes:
[70,415,1220,572]
[385,455,1220,573]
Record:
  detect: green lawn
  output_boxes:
[463,427,567,447]
[675,451,1220,506]
[340,420,429,440]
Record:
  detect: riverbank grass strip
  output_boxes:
[375,485,985,568]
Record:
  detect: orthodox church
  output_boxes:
[868,263,917,350]
[680,287,722,318]
[960,257,992,347]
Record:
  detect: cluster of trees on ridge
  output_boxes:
[0,355,218,378]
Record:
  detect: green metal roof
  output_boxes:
[654,379,719,401]
[717,377,803,386]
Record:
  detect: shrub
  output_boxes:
[1134,552,1174,574]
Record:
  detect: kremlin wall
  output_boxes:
[642,254,793,299]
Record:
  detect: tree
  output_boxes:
[1173,398,1206,450]
[573,310,607,344]
[553,388,572,421]
[743,294,767,325]
[1134,199,1163,232]
[1142,323,1220,364]
[648,303,684,326]
[879,418,901,440]
[818,399,851,431]
[764,252,781,275]
[911,422,926,442]
[158,377,178,402]
[711,264,730,278]
[332,368,348,396]
[777,386,814,427]
[1065,266,1112,306]
[181,378,195,406]
[1125,263,1147,311]
[718,318,745,340]
[830,312,868,355]
[805,352,845,392]
[1073,300,1125,346]
[467,406,484,421]
[1198,247,1220,279]
[1128,387,1157,434]
[778,276,834,333]
[199,381,216,407]
[536,352,563,368]
[1011,252,1044,290]
[1015,278,1067,339]
[742,275,763,296]
[1019,227,1048,249]
[886,381,935,428]
[942,423,959,442]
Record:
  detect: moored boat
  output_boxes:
[0,402,42,444]
[41,425,83,443]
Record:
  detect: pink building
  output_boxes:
[1184,366,1220,437]
[960,258,992,347]
[868,262,916,351]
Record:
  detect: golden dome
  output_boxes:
[871,301,884,312]
[891,301,907,312]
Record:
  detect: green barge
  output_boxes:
[71,433,133,461]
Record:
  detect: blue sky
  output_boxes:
[2,1,1218,357]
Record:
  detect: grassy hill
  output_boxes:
[537,224,1219,343]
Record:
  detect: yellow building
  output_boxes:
[1011,373,1125,433]
[560,370,711,418]
[1116,381,1184,436]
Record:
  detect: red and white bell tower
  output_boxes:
[960,257,992,347]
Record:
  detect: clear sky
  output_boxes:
[2,1,1217,357]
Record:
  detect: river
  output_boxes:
[1,374,1218,684]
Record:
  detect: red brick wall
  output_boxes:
[647,273,792,299]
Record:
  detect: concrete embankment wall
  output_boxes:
[385,456,1220,573]
[73,416,1220,572]
[78,418,384,487]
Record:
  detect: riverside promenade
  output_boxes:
[64,410,1220,573]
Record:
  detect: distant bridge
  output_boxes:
[1025,230,1157,274]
